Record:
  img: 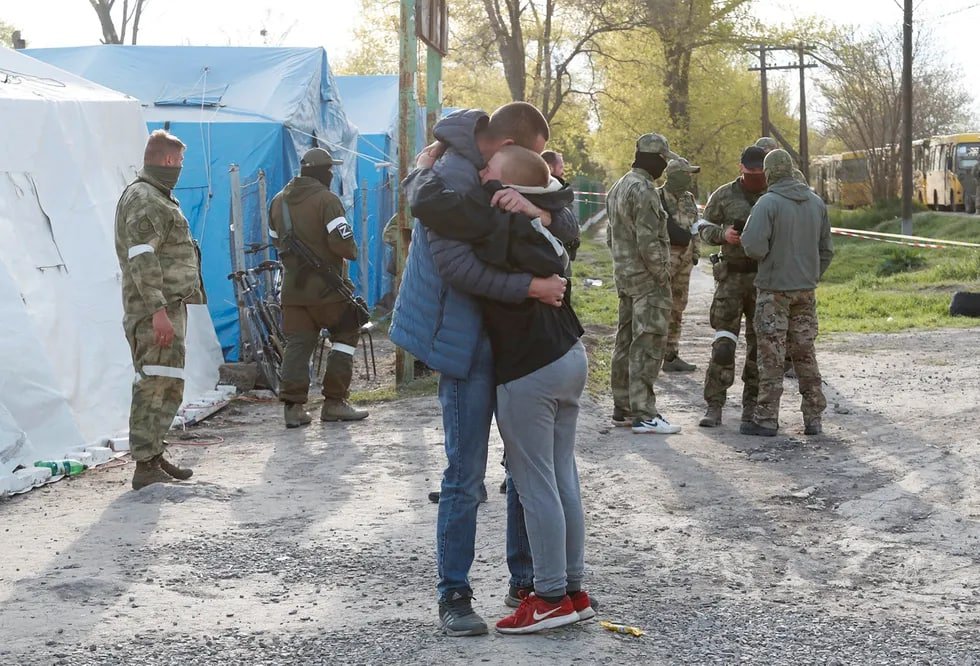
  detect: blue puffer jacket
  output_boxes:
[389,110,532,379]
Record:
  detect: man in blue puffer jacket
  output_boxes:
[390,103,575,636]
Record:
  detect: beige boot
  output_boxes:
[132,457,173,490]
[284,403,312,428]
[320,398,369,422]
[699,406,722,428]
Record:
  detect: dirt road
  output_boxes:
[1,269,978,665]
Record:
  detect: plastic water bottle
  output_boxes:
[34,460,87,477]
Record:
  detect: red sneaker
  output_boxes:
[568,590,595,621]
[495,593,579,634]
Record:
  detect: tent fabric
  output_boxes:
[335,75,428,307]
[0,48,223,487]
[26,46,360,359]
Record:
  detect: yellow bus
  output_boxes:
[925,133,980,213]
[911,139,929,206]
[810,154,840,205]
[838,150,873,208]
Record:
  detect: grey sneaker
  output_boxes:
[504,585,532,608]
[438,591,488,636]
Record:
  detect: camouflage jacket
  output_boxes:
[269,176,358,306]
[114,169,203,321]
[660,187,701,258]
[605,168,670,296]
[699,178,764,265]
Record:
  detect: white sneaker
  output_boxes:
[632,415,682,434]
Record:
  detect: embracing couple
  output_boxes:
[390,102,594,636]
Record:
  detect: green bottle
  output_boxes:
[34,460,87,476]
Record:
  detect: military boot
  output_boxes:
[611,407,633,427]
[320,399,369,422]
[741,404,757,424]
[699,406,722,428]
[159,455,193,480]
[804,419,822,436]
[132,457,173,490]
[284,403,312,428]
[662,354,697,373]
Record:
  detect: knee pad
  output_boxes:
[712,337,737,365]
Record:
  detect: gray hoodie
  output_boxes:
[741,177,834,291]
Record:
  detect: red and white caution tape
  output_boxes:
[831,227,980,249]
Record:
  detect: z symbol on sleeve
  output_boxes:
[327,217,354,239]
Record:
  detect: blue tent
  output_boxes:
[335,75,428,308]
[26,46,359,360]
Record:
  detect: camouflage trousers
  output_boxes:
[753,289,827,429]
[665,243,695,358]
[703,271,758,419]
[125,304,186,462]
[279,301,361,405]
[611,289,671,420]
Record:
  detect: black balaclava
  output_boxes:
[632,152,668,180]
[302,165,334,189]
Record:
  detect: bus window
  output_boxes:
[955,143,980,170]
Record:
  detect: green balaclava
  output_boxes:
[665,170,693,194]
[143,164,182,191]
[763,149,795,186]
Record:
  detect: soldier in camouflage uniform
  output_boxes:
[270,148,369,428]
[740,149,834,436]
[659,158,702,373]
[697,146,769,428]
[114,130,203,490]
[606,133,683,435]
[757,136,808,185]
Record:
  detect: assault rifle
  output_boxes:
[281,234,371,328]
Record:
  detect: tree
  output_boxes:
[1,20,20,48]
[334,0,399,75]
[637,0,759,133]
[818,27,975,200]
[86,0,149,45]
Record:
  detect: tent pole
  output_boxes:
[257,169,272,296]
[360,179,369,306]
[425,44,442,142]
[229,164,250,360]
[395,0,418,386]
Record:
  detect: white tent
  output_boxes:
[0,48,225,494]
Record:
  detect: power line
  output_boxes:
[932,1,980,19]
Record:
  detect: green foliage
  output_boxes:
[350,374,439,403]
[818,212,980,331]
[876,248,926,277]
[1,20,17,47]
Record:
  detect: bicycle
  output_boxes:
[228,260,284,393]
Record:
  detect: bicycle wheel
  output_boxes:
[246,310,280,394]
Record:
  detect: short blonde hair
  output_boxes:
[496,145,550,188]
[144,129,186,164]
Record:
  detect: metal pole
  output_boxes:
[257,169,272,295]
[798,44,810,182]
[901,0,914,235]
[228,165,249,359]
[395,0,418,386]
[760,46,769,138]
[425,45,443,142]
[360,179,369,305]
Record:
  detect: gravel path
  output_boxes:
[2,268,978,665]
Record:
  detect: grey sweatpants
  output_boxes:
[495,341,588,597]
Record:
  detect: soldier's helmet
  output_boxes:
[636,133,680,160]
[763,149,796,183]
[665,157,701,175]
[755,136,779,152]
[301,147,343,167]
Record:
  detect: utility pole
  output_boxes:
[749,46,817,173]
[425,48,442,141]
[901,0,914,235]
[759,46,769,137]
[395,0,418,386]
[798,43,810,182]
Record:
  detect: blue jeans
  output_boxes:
[436,334,533,599]
[505,474,533,589]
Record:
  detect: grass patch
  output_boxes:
[573,232,619,395]
[350,373,439,403]
[819,208,980,332]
